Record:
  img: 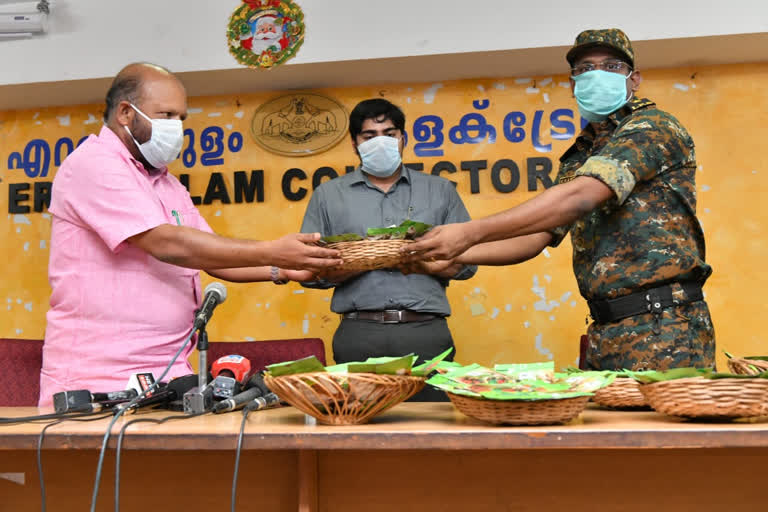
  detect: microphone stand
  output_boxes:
[183,324,214,414]
[197,327,209,390]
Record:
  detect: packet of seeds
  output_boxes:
[441,363,519,387]
[494,362,555,381]
[265,355,327,377]
[426,374,483,397]
[557,371,616,392]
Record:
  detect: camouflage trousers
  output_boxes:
[584,299,715,371]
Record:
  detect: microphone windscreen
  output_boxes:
[204,282,227,303]
[167,374,200,397]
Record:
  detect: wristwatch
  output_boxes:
[270,266,288,285]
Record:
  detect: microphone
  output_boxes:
[244,392,281,412]
[211,355,252,400]
[53,388,139,414]
[117,374,198,412]
[193,282,227,330]
[211,354,251,383]
[212,373,270,414]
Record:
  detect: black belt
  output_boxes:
[342,310,441,324]
[587,282,703,324]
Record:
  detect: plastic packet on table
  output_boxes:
[494,361,555,382]
[556,371,616,392]
[440,363,520,387]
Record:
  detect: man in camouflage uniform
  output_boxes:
[405,28,715,371]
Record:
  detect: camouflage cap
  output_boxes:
[566,28,634,67]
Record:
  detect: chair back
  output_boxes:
[0,338,44,406]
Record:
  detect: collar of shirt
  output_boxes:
[348,165,412,191]
[96,124,168,182]
[560,97,656,161]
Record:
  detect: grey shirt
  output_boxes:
[300,166,477,315]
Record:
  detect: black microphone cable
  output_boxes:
[0,407,107,424]
[90,326,196,512]
[230,394,281,512]
[114,410,209,512]
[231,406,252,512]
[36,411,113,512]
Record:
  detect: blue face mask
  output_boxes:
[357,136,402,178]
[573,70,632,122]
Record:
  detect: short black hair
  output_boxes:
[103,76,142,123]
[349,99,405,139]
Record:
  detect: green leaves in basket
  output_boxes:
[265,355,327,377]
[348,354,417,375]
[319,233,364,244]
[366,220,433,240]
[627,367,712,384]
[707,371,768,380]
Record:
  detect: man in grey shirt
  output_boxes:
[300,98,476,400]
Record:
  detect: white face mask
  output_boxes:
[357,135,402,178]
[124,103,184,169]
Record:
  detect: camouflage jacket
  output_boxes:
[551,97,712,301]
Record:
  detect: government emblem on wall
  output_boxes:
[227,0,305,70]
[250,94,349,157]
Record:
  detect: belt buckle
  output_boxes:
[382,310,403,323]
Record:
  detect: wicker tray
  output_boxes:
[446,392,590,425]
[592,378,648,409]
[325,239,413,272]
[727,356,768,376]
[640,377,768,419]
[264,372,424,425]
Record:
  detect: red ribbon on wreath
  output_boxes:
[243,0,282,8]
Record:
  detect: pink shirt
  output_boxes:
[39,126,212,407]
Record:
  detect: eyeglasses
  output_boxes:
[570,60,632,77]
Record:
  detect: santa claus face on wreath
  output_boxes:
[249,15,284,55]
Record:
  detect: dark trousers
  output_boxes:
[332,317,455,402]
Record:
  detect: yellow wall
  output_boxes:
[2,62,766,369]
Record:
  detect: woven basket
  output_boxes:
[446,392,590,425]
[727,357,768,376]
[325,239,413,272]
[640,377,768,419]
[264,372,424,425]
[592,378,648,408]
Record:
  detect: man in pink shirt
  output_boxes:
[40,63,341,407]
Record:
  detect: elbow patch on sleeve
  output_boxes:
[575,156,636,205]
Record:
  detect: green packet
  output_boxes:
[426,374,592,401]
[494,362,555,381]
[412,347,455,377]
[440,363,519,386]
[556,371,616,392]
[266,355,327,377]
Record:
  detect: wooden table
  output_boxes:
[2,403,768,511]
